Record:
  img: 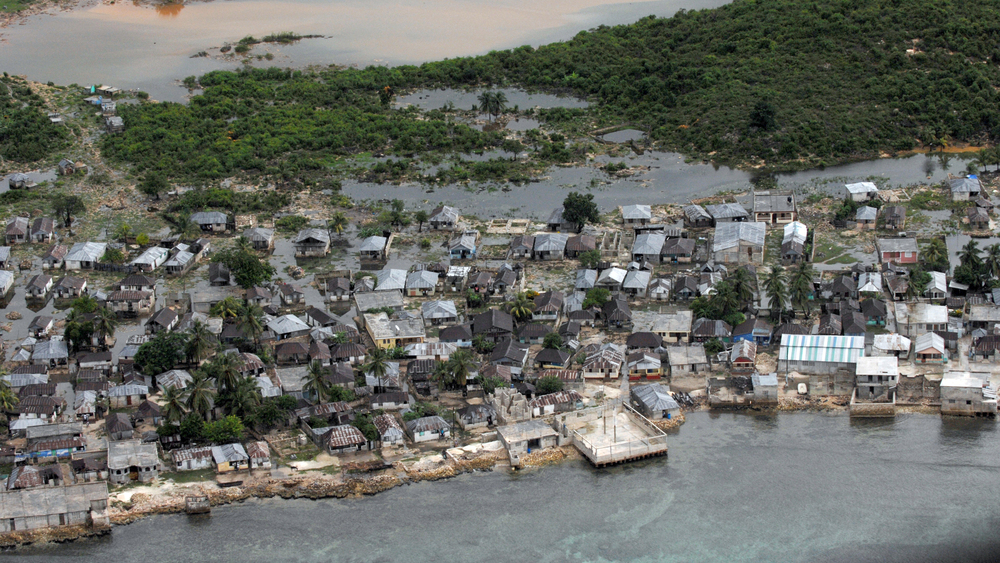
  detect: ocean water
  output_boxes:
[12,411,1000,562]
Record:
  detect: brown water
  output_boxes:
[0,0,732,101]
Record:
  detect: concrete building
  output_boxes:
[0,482,109,535]
[752,191,797,225]
[940,372,998,416]
[854,356,899,401]
[778,334,865,375]
[712,222,766,264]
[364,312,426,349]
[107,440,160,484]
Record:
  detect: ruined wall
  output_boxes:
[896,374,941,404]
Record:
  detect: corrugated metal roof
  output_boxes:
[712,222,766,252]
[778,334,864,363]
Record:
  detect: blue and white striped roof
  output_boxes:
[779,334,864,363]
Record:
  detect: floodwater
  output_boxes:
[0,0,733,102]
[12,412,1000,562]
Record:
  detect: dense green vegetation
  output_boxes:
[0,76,67,161]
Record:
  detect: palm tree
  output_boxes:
[414,210,429,232]
[448,349,476,388]
[432,360,454,389]
[506,293,535,323]
[170,213,202,241]
[91,307,118,350]
[303,361,331,402]
[236,303,265,348]
[0,382,18,426]
[362,347,390,393]
[186,320,216,364]
[975,148,991,173]
[922,238,948,272]
[986,243,1000,281]
[235,235,253,253]
[763,265,788,322]
[211,352,242,393]
[491,91,508,120]
[329,212,348,239]
[219,376,261,418]
[711,280,740,315]
[960,239,983,270]
[789,261,815,316]
[185,372,215,420]
[114,223,133,243]
[211,296,244,322]
[161,386,188,423]
[729,267,755,310]
[477,91,493,121]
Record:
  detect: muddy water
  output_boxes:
[0,0,732,102]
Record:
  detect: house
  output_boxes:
[631,384,681,420]
[949,176,982,201]
[445,265,471,293]
[602,298,632,330]
[30,217,55,243]
[105,116,124,133]
[491,338,530,375]
[0,481,110,533]
[374,268,407,292]
[646,278,671,301]
[705,202,750,225]
[858,272,882,295]
[129,246,169,272]
[326,277,351,302]
[515,323,551,345]
[884,206,906,230]
[925,272,948,302]
[876,238,918,264]
[647,311,691,344]
[32,339,69,368]
[845,181,879,202]
[208,262,231,286]
[596,267,626,293]
[5,217,29,244]
[627,352,663,380]
[692,318,732,343]
[855,206,877,230]
[8,172,32,189]
[830,275,857,301]
[622,270,651,298]
[456,404,497,430]
[304,306,337,329]
[661,237,696,264]
[321,425,369,454]
[449,232,478,260]
[25,274,53,299]
[108,440,160,484]
[359,235,388,261]
[778,334,865,375]
[473,309,514,343]
[632,233,666,264]
[940,373,998,416]
[163,248,196,276]
[364,312,426,349]
[243,227,275,251]
[533,348,571,370]
[667,344,710,375]
[626,332,662,352]
[294,229,331,257]
[497,419,559,461]
[842,312,867,337]
[565,234,597,258]
[528,389,583,417]
[683,204,713,228]
[533,233,569,260]
[546,207,575,232]
[429,205,460,230]
[752,191,797,225]
[42,244,68,270]
[355,290,404,314]
[108,384,148,408]
[171,446,215,471]
[854,356,898,401]
[0,246,11,270]
[510,235,534,259]
[977,196,995,213]
[885,275,908,301]
[439,324,473,347]
[52,276,86,300]
[267,314,311,340]
[105,413,134,441]
[277,282,305,306]
[64,242,107,270]
[145,307,179,335]
[212,443,249,473]
[369,392,410,410]
[730,340,757,374]
[914,332,947,364]
[330,343,367,365]
[751,373,779,405]
[817,314,842,335]
[673,276,698,301]
[373,413,405,445]
[107,290,154,316]
[405,270,439,297]
[968,207,990,229]
[17,395,63,421]
[421,300,458,326]
[622,204,652,227]
[402,415,449,443]
[903,303,948,337]
[582,345,625,380]
[712,222,766,264]
[732,317,773,345]
[861,299,888,326]
[190,211,229,232]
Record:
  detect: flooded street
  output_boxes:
[0,0,732,101]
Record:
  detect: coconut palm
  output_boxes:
[729,267,755,310]
[710,280,740,315]
[303,361,331,402]
[161,386,188,423]
[986,243,1000,281]
[91,307,118,350]
[186,319,216,364]
[922,238,948,272]
[236,303,265,348]
[329,212,349,238]
[975,148,990,173]
[185,372,215,420]
[432,360,454,389]
[477,91,493,121]
[210,296,243,322]
[219,376,261,418]
[763,265,788,322]
[960,239,983,270]
[0,379,18,425]
[235,235,253,253]
[211,352,242,393]
[506,292,535,323]
[447,349,476,387]
[789,261,816,316]
[170,213,202,241]
[362,347,390,393]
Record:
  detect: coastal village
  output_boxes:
[2,87,1000,547]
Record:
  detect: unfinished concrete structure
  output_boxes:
[0,482,109,535]
[553,402,668,467]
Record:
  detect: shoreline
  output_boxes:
[5,404,949,550]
